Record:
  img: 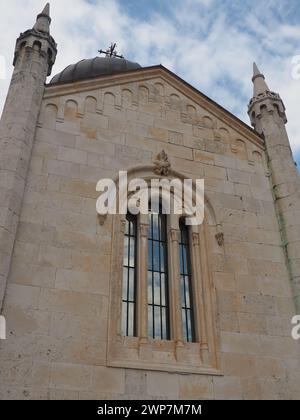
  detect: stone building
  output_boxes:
[0,4,300,400]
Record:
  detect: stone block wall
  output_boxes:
[0,72,299,399]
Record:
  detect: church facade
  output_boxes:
[0,4,300,399]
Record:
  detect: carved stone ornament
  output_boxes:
[215,232,224,246]
[153,150,171,176]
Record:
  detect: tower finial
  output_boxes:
[41,3,50,16]
[253,62,261,77]
[33,3,51,33]
[252,62,270,96]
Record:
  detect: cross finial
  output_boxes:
[98,43,124,59]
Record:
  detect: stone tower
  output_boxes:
[248,63,300,310]
[0,4,57,310]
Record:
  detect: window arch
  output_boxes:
[108,166,220,375]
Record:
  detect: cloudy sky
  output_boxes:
[0,0,300,167]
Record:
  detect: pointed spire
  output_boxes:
[33,3,51,33]
[41,3,50,16]
[252,62,270,96]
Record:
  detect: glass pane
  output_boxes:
[152,214,159,240]
[182,308,187,341]
[148,305,153,338]
[162,307,167,339]
[122,267,128,300]
[161,273,166,306]
[153,272,161,306]
[129,237,135,268]
[179,248,184,273]
[160,243,166,272]
[148,271,153,305]
[185,277,191,308]
[123,236,129,266]
[186,310,192,342]
[182,245,187,274]
[181,276,185,306]
[153,241,160,271]
[148,242,153,271]
[182,227,188,244]
[154,306,161,339]
[128,268,135,302]
[122,302,128,336]
[159,215,166,241]
[128,303,135,337]
[148,215,153,239]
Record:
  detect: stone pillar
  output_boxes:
[0,4,57,310]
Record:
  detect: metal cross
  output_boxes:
[98,43,124,59]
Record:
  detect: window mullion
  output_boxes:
[137,214,149,343]
[189,229,208,354]
[168,227,184,345]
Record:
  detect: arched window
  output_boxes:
[179,219,195,343]
[122,213,137,337]
[147,204,170,340]
[108,167,219,375]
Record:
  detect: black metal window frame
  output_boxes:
[122,212,137,337]
[147,205,170,341]
[179,218,196,343]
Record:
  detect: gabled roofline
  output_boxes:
[45,64,264,148]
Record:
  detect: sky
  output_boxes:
[0,0,300,167]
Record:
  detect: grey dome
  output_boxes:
[50,56,142,85]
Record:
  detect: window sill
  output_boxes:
[107,336,221,376]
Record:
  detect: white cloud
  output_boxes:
[0,0,299,159]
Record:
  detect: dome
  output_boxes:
[50,56,142,85]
